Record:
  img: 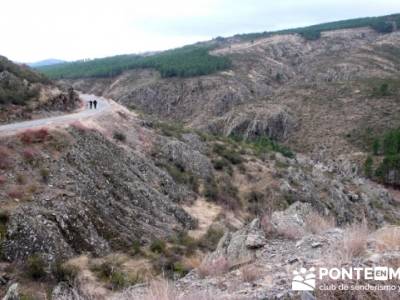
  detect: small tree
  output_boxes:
[379,83,390,96]
[372,139,380,155]
[364,156,374,178]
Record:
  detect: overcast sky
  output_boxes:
[2,0,400,62]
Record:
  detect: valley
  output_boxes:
[1,12,400,300]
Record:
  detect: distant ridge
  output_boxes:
[28,59,66,68]
[37,12,400,80]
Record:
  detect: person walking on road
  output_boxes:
[89,101,93,109]
[93,100,98,109]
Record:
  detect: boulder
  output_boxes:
[206,219,266,267]
[159,139,213,180]
[271,202,313,234]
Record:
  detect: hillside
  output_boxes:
[3,13,400,300]
[37,13,400,80]
[64,27,400,156]
[0,55,80,124]
[1,99,400,299]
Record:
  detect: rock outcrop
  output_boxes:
[3,129,195,264]
[205,218,266,268]
[159,139,213,180]
[208,104,295,141]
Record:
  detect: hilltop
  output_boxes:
[28,59,66,68]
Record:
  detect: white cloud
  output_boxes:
[0,0,399,62]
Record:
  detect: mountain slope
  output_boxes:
[37,13,400,80]
[63,27,400,161]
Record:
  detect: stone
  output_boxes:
[2,283,19,300]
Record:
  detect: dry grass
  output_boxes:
[19,128,49,144]
[276,225,304,240]
[197,256,229,278]
[338,220,369,262]
[373,226,400,251]
[260,211,275,237]
[7,185,25,199]
[117,279,216,300]
[181,256,202,270]
[240,265,262,283]
[304,211,335,234]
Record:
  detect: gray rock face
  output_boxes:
[209,104,295,141]
[52,282,82,300]
[181,133,207,153]
[275,156,400,226]
[159,139,213,179]
[271,201,313,234]
[207,218,266,267]
[4,129,195,264]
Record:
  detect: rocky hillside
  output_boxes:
[63,27,400,162]
[2,14,400,300]
[1,99,400,298]
[0,55,80,124]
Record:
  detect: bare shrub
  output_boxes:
[260,211,276,237]
[71,121,89,132]
[19,128,49,144]
[16,173,27,185]
[197,256,229,278]
[181,256,202,270]
[22,147,40,164]
[48,130,72,151]
[0,175,6,185]
[7,185,24,199]
[304,211,335,234]
[113,131,127,142]
[338,220,369,262]
[241,265,262,283]
[40,168,50,183]
[0,146,13,169]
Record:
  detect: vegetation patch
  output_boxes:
[198,227,224,251]
[26,254,46,280]
[364,128,400,186]
[113,131,127,142]
[37,45,231,79]
[90,257,142,290]
[235,13,400,42]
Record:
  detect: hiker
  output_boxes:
[93,100,98,109]
[89,101,93,109]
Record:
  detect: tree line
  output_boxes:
[37,45,231,80]
[234,13,400,41]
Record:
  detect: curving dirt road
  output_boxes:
[0,94,111,136]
